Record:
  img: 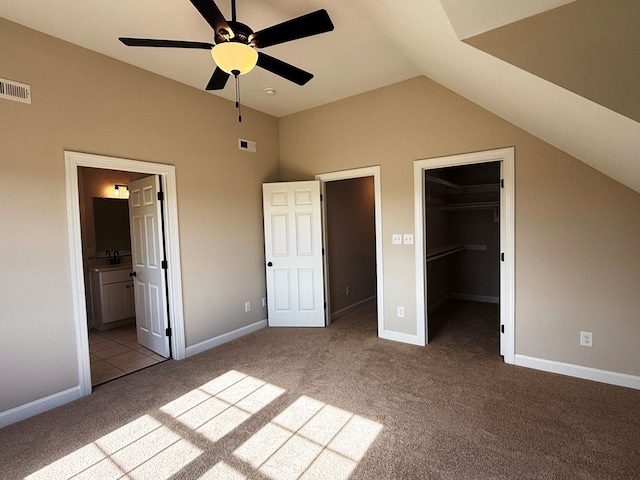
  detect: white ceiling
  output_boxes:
[1,0,639,192]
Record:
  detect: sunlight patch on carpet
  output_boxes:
[160,370,285,442]
[25,371,381,480]
[199,461,248,479]
[234,395,383,480]
[25,415,202,480]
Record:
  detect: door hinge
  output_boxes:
[157,191,165,201]
[165,327,172,337]
[501,325,505,334]
[501,252,505,262]
[161,260,168,269]
[322,248,325,256]
[501,179,504,189]
[324,302,327,309]
[320,193,323,202]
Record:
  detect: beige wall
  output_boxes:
[2,15,639,419]
[280,76,640,376]
[0,19,279,412]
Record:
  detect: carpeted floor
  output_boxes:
[2,300,639,479]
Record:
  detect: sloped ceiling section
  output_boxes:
[439,0,577,39]
[465,0,640,124]
[0,0,638,192]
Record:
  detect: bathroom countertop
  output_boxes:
[92,263,132,272]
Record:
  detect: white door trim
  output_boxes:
[64,151,186,397]
[413,148,515,363]
[315,166,384,338]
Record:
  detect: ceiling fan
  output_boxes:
[119,0,335,92]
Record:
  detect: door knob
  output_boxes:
[129,271,137,277]
[267,262,273,267]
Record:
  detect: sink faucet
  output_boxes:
[112,250,120,265]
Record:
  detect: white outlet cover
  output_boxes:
[392,234,402,245]
[403,234,414,245]
[397,306,404,317]
[580,331,593,347]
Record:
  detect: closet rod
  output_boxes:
[426,245,467,263]
[440,201,499,211]
[425,174,462,189]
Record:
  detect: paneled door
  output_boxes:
[129,175,170,356]
[263,181,325,327]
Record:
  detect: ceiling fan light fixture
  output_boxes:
[211,42,258,75]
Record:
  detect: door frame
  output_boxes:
[315,166,384,338]
[413,148,515,364]
[65,151,186,397]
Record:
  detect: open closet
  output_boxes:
[425,161,501,348]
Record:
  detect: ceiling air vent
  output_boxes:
[0,78,31,104]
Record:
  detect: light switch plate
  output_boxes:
[403,234,414,245]
[392,234,402,245]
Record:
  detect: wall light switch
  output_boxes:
[403,234,414,245]
[392,234,402,245]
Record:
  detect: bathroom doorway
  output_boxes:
[65,151,186,397]
[78,167,168,385]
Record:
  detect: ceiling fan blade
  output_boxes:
[189,0,234,39]
[251,9,334,48]
[206,67,230,90]
[257,53,313,86]
[119,38,214,49]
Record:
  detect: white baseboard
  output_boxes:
[449,293,499,304]
[515,354,640,390]
[331,296,376,320]
[380,329,425,346]
[0,386,83,429]
[186,319,268,358]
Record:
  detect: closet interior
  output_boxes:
[425,162,501,345]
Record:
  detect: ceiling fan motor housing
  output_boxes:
[217,21,254,45]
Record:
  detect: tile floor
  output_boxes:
[89,324,167,386]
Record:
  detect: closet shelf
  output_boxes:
[440,201,499,212]
[426,245,467,263]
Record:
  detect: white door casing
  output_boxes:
[414,147,515,363]
[129,176,170,356]
[65,151,184,399]
[315,166,385,337]
[263,181,325,327]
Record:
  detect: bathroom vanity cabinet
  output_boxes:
[91,265,135,330]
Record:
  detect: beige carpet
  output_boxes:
[2,300,639,479]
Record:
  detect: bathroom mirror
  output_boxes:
[93,197,131,257]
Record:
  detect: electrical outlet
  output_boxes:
[345,286,350,296]
[397,306,404,318]
[403,234,414,245]
[262,297,266,307]
[392,234,402,245]
[580,331,593,347]
[245,301,251,313]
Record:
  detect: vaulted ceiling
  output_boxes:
[1,0,639,192]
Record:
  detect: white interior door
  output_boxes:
[129,175,170,356]
[263,181,325,327]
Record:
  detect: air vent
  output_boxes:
[0,78,31,104]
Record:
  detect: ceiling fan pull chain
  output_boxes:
[233,70,242,123]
